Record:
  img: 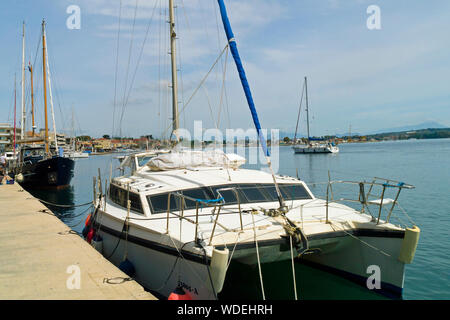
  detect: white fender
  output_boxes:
[16,173,24,182]
[210,247,229,293]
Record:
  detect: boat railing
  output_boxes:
[324,177,414,225]
[165,188,244,246]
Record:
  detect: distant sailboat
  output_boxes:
[64,108,89,159]
[292,77,339,154]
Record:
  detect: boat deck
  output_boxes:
[0,182,156,300]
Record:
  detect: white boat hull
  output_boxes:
[65,152,89,158]
[98,227,215,299]
[293,145,339,154]
[92,208,295,300]
[301,231,405,298]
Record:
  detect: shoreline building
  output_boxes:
[0,123,22,152]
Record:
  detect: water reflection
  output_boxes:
[24,184,92,229]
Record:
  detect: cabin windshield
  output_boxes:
[146,183,312,214]
[109,183,144,214]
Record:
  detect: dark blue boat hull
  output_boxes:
[14,156,75,189]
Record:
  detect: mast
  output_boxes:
[28,62,36,136]
[42,20,49,154]
[169,0,179,138]
[72,107,75,151]
[293,80,305,144]
[14,75,17,155]
[43,24,58,151]
[305,76,310,141]
[217,0,285,208]
[21,22,26,139]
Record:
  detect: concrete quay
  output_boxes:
[0,182,156,300]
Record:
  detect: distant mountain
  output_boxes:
[272,121,448,139]
[367,121,448,135]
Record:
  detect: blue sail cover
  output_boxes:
[217,0,270,157]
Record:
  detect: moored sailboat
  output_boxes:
[84,0,419,300]
[292,77,339,154]
[12,20,74,189]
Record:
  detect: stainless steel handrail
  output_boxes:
[325,178,414,225]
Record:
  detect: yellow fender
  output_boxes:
[398,226,420,264]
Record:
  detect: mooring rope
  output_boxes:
[32,197,92,208]
[251,212,265,300]
[289,235,298,300]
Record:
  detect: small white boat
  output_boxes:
[293,143,339,154]
[64,151,89,158]
[3,151,18,161]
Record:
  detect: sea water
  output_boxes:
[27,138,450,299]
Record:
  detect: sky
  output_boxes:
[0,0,449,139]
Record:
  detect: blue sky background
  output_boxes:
[0,0,449,138]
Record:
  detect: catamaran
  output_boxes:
[84,0,419,300]
[292,77,339,154]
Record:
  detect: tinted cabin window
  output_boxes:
[240,185,268,203]
[146,183,311,214]
[147,193,181,214]
[212,185,247,205]
[279,184,311,200]
[109,184,143,214]
[182,188,211,210]
[258,184,279,201]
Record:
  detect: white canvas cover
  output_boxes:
[145,149,246,171]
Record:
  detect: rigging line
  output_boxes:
[212,0,228,128]
[158,0,162,139]
[329,221,392,258]
[293,80,306,142]
[177,0,191,130]
[164,5,170,141]
[111,0,123,139]
[221,45,232,129]
[118,0,139,138]
[213,0,224,71]
[226,232,241,269]
[161,44,229,141]
[202,85,219,129]
[175,3,186,129]
[216,45,229,129]
[179,0,191,33]
[121,0,159,121]
[45,41,68,132]
[395,202,416,226]
[161,4,168,141]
